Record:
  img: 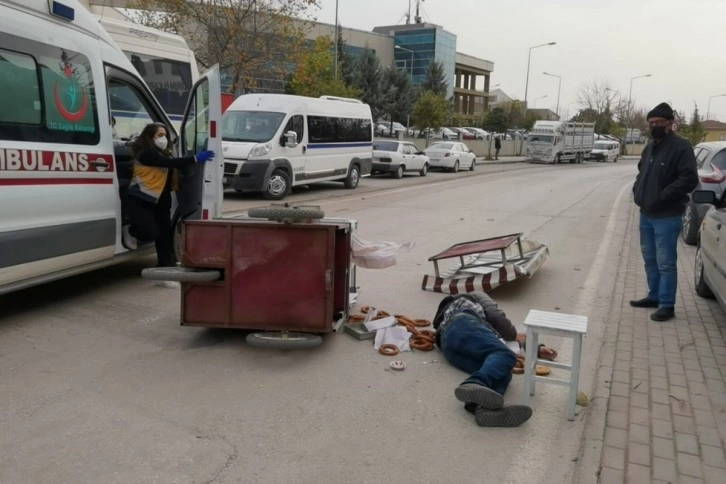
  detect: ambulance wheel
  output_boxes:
[247,206,325,222]
[141,267,221,282]
[246,332,323,349]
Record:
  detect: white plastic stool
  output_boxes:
[522,309,588,421]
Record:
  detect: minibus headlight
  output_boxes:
[250,143,272,158]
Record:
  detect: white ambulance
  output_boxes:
[0,0,223,295]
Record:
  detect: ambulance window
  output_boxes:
[108,82,156,140]
[0,38,100,145]
[0,50,41,125]
[280,115,304,145]
[183,78,210,154]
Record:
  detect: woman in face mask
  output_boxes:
[124,122,215,273]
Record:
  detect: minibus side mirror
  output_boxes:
[285,131,298,148]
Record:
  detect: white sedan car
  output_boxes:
[372,140,430,178]
[424,142,476,172]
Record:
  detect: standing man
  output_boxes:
[631,102,698,321]
[494,136,502,160]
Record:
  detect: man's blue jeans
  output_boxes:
[639,213,682,308]
[440,312,516,396]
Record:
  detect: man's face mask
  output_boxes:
[650,126,667,139]
[649,119,670,140]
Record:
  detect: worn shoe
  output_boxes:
[122,225,138,250]
[651,307,675,322]
[475,405,533,427]
[629,297,659,308]
[454,382,503,410]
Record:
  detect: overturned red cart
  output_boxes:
[143,206,357,349]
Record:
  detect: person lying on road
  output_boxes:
[432,292,556,427]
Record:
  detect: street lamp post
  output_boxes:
[542,72,562,117]
[624,74,652,154]
[533,94,548,108]
[524,42,556,109]
[334,0,339,80]
[706,94,726,121]
[395,45,415,131]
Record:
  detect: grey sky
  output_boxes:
[315,0,726,122]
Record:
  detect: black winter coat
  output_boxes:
[633,133,698,217]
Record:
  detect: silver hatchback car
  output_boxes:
[692,190,726,313]
[681,141,726,244]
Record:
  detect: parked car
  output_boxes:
[418,127,458,140]
[590,140,620,162]
[681,141,726,245]
[372,140,430,178]
[449,127,476,140]
[692,190,726,313]
[375,121,409,138]
[462,127,490,140]
[423,141,476,172]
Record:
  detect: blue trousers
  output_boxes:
[639,213,682,308]
[440,313,516,396]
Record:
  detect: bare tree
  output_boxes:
[131,0,320,93]
[576,79,618,114]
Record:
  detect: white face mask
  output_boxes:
[154,136,168,150]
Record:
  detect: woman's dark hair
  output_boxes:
[131,122,167,156]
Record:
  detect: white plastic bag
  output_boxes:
[350,234,414,269]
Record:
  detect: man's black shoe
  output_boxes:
[475,405,533,427]
[455,382,503,410]
[629,297,659,308]
[651,307,675,322]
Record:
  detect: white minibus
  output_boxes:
[0,0,223,295]
[222,94,373,200]
[97,15,199,135]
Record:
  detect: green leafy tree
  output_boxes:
[130,0,319,93]
[382,66,413,127]
[483,107,508,133]
[352,48,385,120]
[422,61,448,96]
[679,104,707,146]
[286,37,360,98]
[412,91,450,146]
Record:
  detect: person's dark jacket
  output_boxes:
[495,138,502,150]
[432,292,517,347]
[633,133,698,217]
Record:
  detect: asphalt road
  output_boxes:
[0,159,638,484]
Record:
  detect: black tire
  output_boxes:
[681,202,699,245]
[248,206,325,222]
[246,332,323,349]
[554,154,561,165]
[344,164,360,189]
[469,159,475,171]
[420,163,429,177]
[263,169,291,200]
[452,161,459,173]
[141,267,221,282]
[613,156,618,163]
[393,165,404,179]
[694,247,714,298]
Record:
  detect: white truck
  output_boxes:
[526,121,595,164]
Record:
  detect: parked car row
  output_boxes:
[681,141,726,245]
[371,140,477,177]
[692,188,726,314]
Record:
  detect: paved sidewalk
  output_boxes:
[594,204,726,483]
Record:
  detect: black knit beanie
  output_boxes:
[647,102,674,120]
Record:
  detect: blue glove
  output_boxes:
[196,150,215,163]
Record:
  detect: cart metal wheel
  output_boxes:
[247,206,325,222]
[246,331,323,349]
[141,267,221,282]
